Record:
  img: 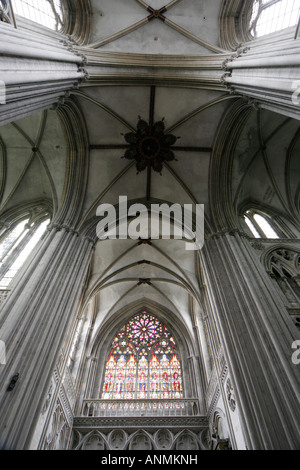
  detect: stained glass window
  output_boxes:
[101,312,183,400]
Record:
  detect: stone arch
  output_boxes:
[219,0,254,51]
[173,429,200,450]
[154,429,173,450]
[261,245,300,276]
[107,429,128,451]
[77,430,108,450]
[55,97,89,229]
[62,0,92,45]
[210,98,253,232]
[209,408,231,450]
[0,199,52,237]
[261,245,300,326]
[128,430,154,450]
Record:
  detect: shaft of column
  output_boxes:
[0,21,87,125]
[222,33,300,120]
[0,228,94,450]
[202,231,300,450]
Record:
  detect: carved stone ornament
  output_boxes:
[122,117,179,174]
[0,0,12,24]
[129,431,152,450]
[108,430,127,450]
[175,431,199,450]
[42,383,53,415]
[73,427,205,451]
[154,429,173,450]
[226,378,236,412]
[82,433,106,450]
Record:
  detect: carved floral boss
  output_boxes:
[122,117,179,174]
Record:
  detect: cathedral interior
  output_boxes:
[0,0,299,451]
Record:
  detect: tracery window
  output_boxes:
[244,210,279,239]
[11,0,63,30]
[101,312,183,400]
[0,215,50,289]
[250,0,300,38]
[268,248,300,329]
[0,0,16,25]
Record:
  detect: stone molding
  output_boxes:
[73,415,208,431]
[72,427,209,451]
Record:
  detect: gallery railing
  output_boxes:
[81,399,200,417]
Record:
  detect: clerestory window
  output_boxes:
[250,0,300,38]
[0,216,50,289]
[244,210,279,239]
[101,312,183,400]
[11,0,63,30]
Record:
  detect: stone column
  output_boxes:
[222,31,300,120]
[0,226,94,450]
[0,21,86,125]
[201,230,300,450]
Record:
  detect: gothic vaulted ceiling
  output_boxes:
[0,0,299,346]
[75,0,228,342]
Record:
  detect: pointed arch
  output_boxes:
[128,429,154,450]
[55,97,89,228]
[100,311,184,401]
[210,98,252,231]
[79,299,206,410]
[219,0,254,51]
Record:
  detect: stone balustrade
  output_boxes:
[82,398,200,418]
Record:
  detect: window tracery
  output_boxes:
[11,0,63,30]
[251,236,300,326]
[268,248,300,328]
[0,213,50,289]
[0,0,16,25]
[244,209,279,239]
[101,312,183,400]
[250,0,300,38]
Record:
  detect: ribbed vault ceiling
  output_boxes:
[75,82,231,341]
[233,108,300,224]
[0,0,299,346]
[88,0,224,55]
[0,110,67,216]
